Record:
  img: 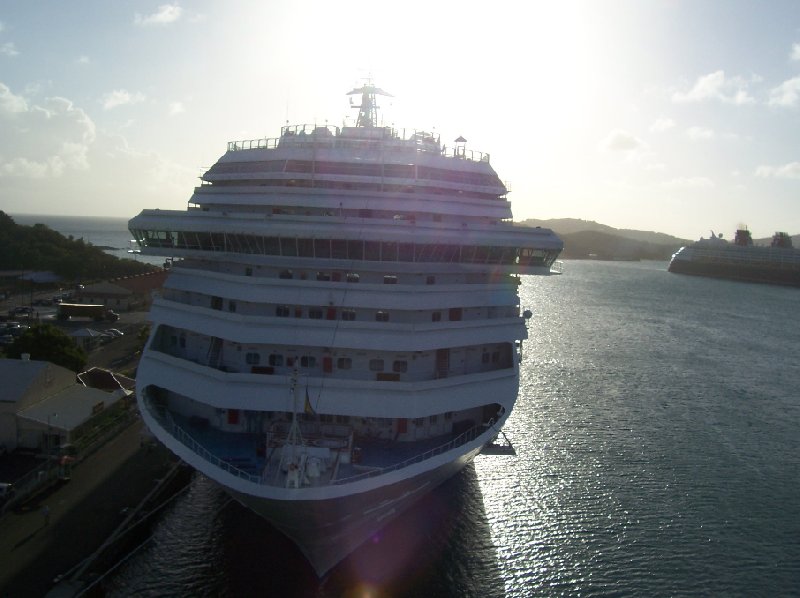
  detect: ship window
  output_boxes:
[347,240,364,260]
[369,359,384,371]
[429,415,438,424]
[432,312,442,322]
[364,241,380,260]
[392,360,407,373]
[449,308,463,321]
[245,267,253,276]
[228,300,237,313]
[300,356,316,368]
[332,240,348,259]
[331,272,341,282]
[337,357,352,370]
[426,276,436,285]
[279,269,293,279]
[336,415,350,424]
[309,308,323,319]
[413,418,424,426]
[398,243,414,261]
[268,354,283,366]
[482,351,490,364]
[316,272,331,281]
[346,273,360,283]
[314,239,331,258]
[246,352,260,365]
[276,305,291,317]
[281,237,297,257]
[383,275,397,284]
[179,335,186,348]
[170,335,177,347]
[211,296,223,310]
[264,237,281,255]
[297,238,314,257]
[341,309,356,321]
[375,311,390,322]
[445,411,453,420]
[381,242,398,261]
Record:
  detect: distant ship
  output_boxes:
[128,82,563,575]
[668,228,800,287]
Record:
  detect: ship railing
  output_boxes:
[148,397,492,488]
[225,124,490,163]
[330,423,487,485]
[156,407,263,484]
[227,138,280,152]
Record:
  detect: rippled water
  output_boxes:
[105,261,800,597]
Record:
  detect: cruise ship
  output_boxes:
[669,228,800,287]
[129,83,563,575]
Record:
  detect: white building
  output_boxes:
[0,356,128,452]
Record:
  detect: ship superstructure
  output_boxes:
[129,83,563,574]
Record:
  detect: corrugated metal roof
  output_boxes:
[0,359,56,403]
[17,385,126,432]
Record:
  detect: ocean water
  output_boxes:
[93,260,800,596]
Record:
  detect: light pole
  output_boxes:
[46,413,58,455]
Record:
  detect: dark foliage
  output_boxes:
[0,211,156,280]
[5,323,88,372]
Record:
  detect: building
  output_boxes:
[76,271,168,312]
[0,356,130,453]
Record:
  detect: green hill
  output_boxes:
[0,210,158,281]
[519,218,690,260]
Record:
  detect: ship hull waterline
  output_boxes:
[668,259,800,287]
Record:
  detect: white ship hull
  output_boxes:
[230,441,484,575]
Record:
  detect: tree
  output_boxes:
[6,324,88,372]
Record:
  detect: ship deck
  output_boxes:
[165,411,483,488]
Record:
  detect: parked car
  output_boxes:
[0,483,14,504]
[105,328,125,337]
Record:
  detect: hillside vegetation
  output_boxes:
[520,218,690,260]
[0,210,157,281]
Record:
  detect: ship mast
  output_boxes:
[347,81,392,128]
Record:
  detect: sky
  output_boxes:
[1,1,799,240]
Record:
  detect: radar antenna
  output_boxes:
[347,80,392,128]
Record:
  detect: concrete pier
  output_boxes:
[0,420,177,597]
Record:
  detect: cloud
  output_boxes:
[101,89,146,110]
[755,162,800,179]
[0,83,27,112]
[0,20,4,33]
[672,70,755,105]
[134,4,183,26]
[686,126,714,140]
[0,82,196,216]
[650,117,675,133]
[0,89,95,178]
[599,129,646,153]
[792,43,800,62]
[768,77,800,107]
[662,176,715,189]
[168,101,185,115]
[76,55,90,65]
[1,42,19,57]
